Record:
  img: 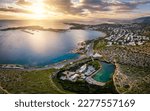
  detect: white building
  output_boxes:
[85,66,95,76]
[93,53,103,58]
[79,64,87,73]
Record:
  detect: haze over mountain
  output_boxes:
[133,16,150,24]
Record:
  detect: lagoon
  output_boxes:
[93,62,115,82]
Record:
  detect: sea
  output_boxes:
[0,20,104,66]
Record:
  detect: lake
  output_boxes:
[0,21,105,66]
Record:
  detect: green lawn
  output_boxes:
[0,69,71,94]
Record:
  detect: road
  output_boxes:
[86,42,94,57]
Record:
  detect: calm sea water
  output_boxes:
[0,20,104,66]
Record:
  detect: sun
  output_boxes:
[22,0,59,20]
[29,0,47,19]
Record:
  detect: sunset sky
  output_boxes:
[0,0,150,20]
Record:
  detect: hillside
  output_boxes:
[114,64,150,94]
[133,16,150,24]
[94,41,150,68]
[0,69,71,94]
[94,41,150,93]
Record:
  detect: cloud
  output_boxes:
[0,0,150,15]
[44,0,73,13]
[0,0,35,15]
[113,1,150,12]
[79,0,150,13]
[41,0,150,15]
[16,0,32,6]
[0,7,31,13]
[0,0,32,14]
[0,0,150,19]
[43,0,108,15]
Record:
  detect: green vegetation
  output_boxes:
[94,39,107,50]
[0,88,6,94]
[94,42,150,67]
[125,42,150,55]
[120,65,150,77]
[88,60,100,70]
[56,58,117,94]
[94,39,150,94]
[57,77,117,94]
[0,69,71,94]
[115,64,150,94]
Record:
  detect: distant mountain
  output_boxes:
[133,16,150,24]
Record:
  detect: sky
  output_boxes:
[0,0,150,20]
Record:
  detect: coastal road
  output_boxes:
[86,42,94,57]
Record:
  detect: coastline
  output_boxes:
[0,24,117,88]
[0,23,120,94]
[0,55,87,71]
[0,27,106,71]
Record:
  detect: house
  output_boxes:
[80,74,86,79]
[60,76,67,80]
[85,66,96,76]
[93,53,102,58]
[63,71,76,78]
[79,64,87,73]
[69,74,79,82]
